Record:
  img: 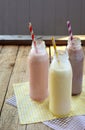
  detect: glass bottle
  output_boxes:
[49,50,72,116]
[67,37,84,95]
[28,40,49,101]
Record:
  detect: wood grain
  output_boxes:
[0,35,85,46]
[0,46,18,112]
[0,45,85,130]
[0,46,30,130]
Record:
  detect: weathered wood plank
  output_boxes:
[0,45,85,130]
[0,46,30,130]
[0,46,18,112]
[0,35,85,40]
[0,35,85,46]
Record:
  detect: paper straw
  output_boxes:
[52,37,59,63]
[67,21,73,41]
[28,22,37,51]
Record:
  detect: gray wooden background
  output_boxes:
[0,0,85,35]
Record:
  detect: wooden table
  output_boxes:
[0,45,52,130]
[0,44,85,130]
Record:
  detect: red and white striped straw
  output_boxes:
[67,21,73,41]
[28,22,37,48]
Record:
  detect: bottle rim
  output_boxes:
[32,40,45,48]
[67,37,81,50]
[54,49,69,61]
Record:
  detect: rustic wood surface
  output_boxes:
[0,35,85,46]
[0,45,85,130]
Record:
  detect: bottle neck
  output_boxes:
[67,37,82,50]
[54,50,69,62]
[31,40,46,53]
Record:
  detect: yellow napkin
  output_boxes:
[14,82,56,124]
[14,77,85,124]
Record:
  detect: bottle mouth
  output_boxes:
[32,40,45,47]
[31,40,46,54]
[67,37,81,50]
[54,50,69,61]
[68,37,81,43]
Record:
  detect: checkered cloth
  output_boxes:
[6,96,85,130]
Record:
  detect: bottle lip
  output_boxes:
[67,37,81,50]
[32,40,45,48]
[32,39,45,44]
[54,50,69,61]
[31,40,46,54]
[68,37,81,43]
[32,39,45,45]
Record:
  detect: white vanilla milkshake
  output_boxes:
[49,51,72,116]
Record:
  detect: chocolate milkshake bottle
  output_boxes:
[67,37,84,95]
[28,40,49,101]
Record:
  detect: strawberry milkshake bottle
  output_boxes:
[67,37,84,95]
[28,40,49,101]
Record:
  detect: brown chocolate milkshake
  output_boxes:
[67,37,84,95]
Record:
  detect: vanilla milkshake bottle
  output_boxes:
[28,40,49,101]
[67,37,84,95]
[49,50,72,116]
